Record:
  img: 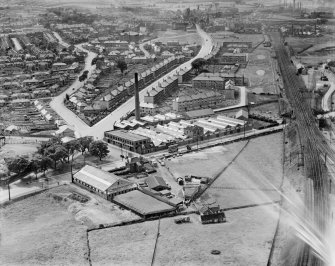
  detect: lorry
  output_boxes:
[168,144,178,153]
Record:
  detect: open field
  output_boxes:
[0,184,139,265]
[155,30,202,45]
[166,142,247,179]
[243,46,278,94]
[90,205,279,266]
[211,32,264,47]
[0,144,38,160]
[0,186,88,266]
[201,133,282,208]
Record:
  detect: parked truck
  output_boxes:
[168,144,178,153]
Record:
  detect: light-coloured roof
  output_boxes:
[74,165,114,192]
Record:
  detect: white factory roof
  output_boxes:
[74,165,114,192]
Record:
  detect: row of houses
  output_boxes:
[140,66,192,115]
[72,56,186,114]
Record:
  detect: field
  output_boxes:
[243,46,278,94]
[0,143,38,160]
[0,185,139,265]
[166,142,247,179]
[155,30,202,45]
[201,133,283,209]
[89,206,279,266]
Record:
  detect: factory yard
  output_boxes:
[89,205,278,266]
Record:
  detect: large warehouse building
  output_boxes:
[73,165,137,200]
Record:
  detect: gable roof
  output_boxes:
[145,176,169,190]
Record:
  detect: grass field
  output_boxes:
[201,133,283,209]
[90,205,279,266]
[166,142,247,179]
[0,185,139,265]
[0,186,88,266]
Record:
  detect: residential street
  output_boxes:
[49,26,214,139]
[50,35,97,137]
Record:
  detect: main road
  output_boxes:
[50,26,214,139]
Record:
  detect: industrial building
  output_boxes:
[73,165,137,199]
[112,190,176,218]
[104,130,153,154]
[105,115,247,154]
[192,73,245,89]
[172,90,234,112]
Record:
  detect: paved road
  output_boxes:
[50,34,98,137]
[50,25,214,140]
[321,70,335,112]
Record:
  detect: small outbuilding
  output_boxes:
[145,176,170,191]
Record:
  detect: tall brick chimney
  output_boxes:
[134,72,140,121]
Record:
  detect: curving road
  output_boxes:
[321,70,335,112]
[50,26,214,139]
[50,33,98,136]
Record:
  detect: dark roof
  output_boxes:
[145,176,169,190]
[186,108,214,119]
[106,130,150,142]
[113,190,175,216]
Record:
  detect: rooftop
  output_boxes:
[106,130,150,142]
[113,190,175,216]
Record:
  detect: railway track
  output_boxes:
[271,32,330,266]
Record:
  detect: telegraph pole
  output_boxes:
[7,181,11,201]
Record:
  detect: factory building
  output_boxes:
[172,90,235,112]
[192,73,245,88]
[112,190,176,218]
[73,165,137,199]
[104,130,153,154]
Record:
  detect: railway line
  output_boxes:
[271,32,330,266]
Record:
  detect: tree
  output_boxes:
[65,93,70,101]
[40,156,53,176]
[78,136,93,154]
[30,158,42,179]
[191,58,206,74]
[116,60,127,75]
[44,144,68,169]
[38,137,62,155]
[89,141,109,161]
[64,140,81,163]
[7,157,30,175]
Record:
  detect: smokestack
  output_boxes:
[134,73,140,121]
[293,0,295,9]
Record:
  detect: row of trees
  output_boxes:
[5,137,109,178]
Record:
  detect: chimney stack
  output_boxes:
[134,73,140,121]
